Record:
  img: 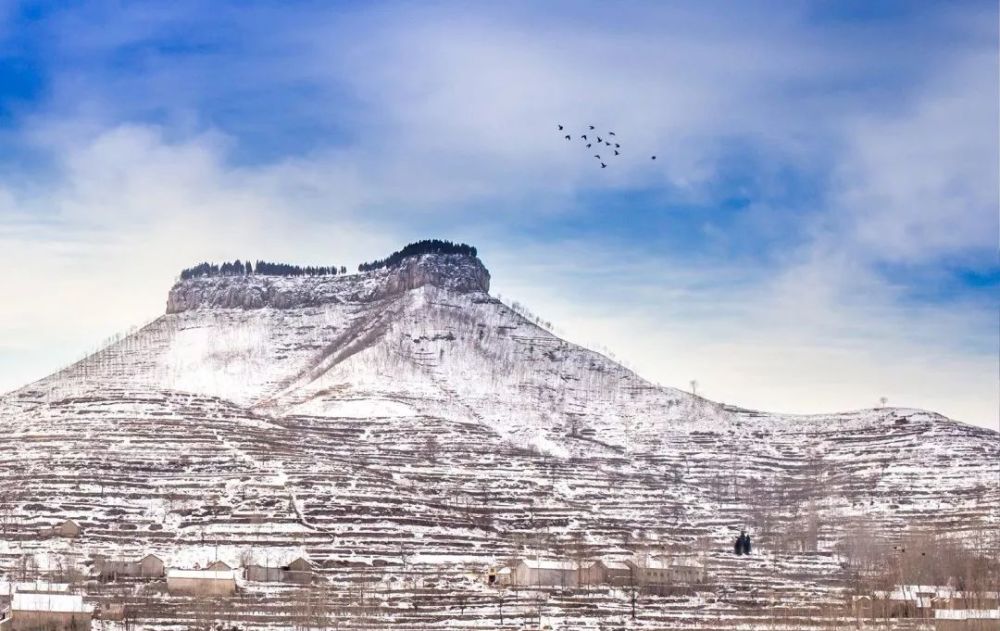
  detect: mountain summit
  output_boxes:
[167,248,490,313]
[0,240,996,628]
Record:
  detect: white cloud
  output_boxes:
[489,243,998,429]
[0,2,995,432]
[0,123,395,391]
[832,51,998,263]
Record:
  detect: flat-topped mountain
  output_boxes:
[0,240,996,629]
[167,249,490,313]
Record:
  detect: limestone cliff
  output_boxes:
[165,252,490,313]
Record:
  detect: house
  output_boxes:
[938,592,1000,611]
[96,554,165,580]
[890,585,948,618]
[863,585,952,619]
[137,554,165,577]
[286,558,312,574]
[483,566,512,586]
[859,586,1000,625]
[495,566,512,586]
[510,559,578,588]
[46,520,81,539]
[658,556,707,584]
[626,556,707,593]
[245,564,284,583]
[244,555,313,585]
[282,558,313,584]
[934,608,1000,631]
[166,569,237,596]
[3,592,92,631]
[580,560,632,586]
[205,561,232,571]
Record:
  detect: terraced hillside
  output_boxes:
[0,250,997,629]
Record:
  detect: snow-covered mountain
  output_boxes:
[1,247,996,628]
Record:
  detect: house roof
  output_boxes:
[166,569,236,581]
[12,592,90,613]
[105,554,162,565]
[244,549,310,567]
[519,559,577,571]
[881,585,955,602]
[935,609,1000,620]
[14,581,70,593]
[585,560,631,571]
[639,557,706,570]
[246,557,312,571]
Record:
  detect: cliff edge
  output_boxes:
[165,251,491,313]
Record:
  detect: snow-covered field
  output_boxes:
[0,253,996,629]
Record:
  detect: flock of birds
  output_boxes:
[557,124,655,169]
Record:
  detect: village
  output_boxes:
[1,519,708,630]
[0,518,997,630]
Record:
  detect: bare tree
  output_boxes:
[292,586,332,631]
[625,558,647,620]
[496,591,506,626]
[0,487,22,534]
[568,531,592,591]
[421,435,441,464]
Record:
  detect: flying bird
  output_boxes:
[564,135,571,140]
[588,125,595,130]
[605,141,611,146]
[614,143,620,148]
[651,155,657,160]
[581,135,587,140]
[600,162,607,168]
[558,124,564,130]
[585,143,592,148]
[594,154,601,159]
[614,150,620,155]
[609,131,616,136]
[597,136,602,143]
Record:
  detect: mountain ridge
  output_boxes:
[0,243,996,629]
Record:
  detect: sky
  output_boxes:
[0,0,997,429]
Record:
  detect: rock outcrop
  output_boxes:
[373,252,490,297]
[165,252,490,313]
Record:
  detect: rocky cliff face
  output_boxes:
[165,252,491,313]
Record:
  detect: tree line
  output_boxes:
[180,239,478,279]
[357,240,478,272]
[180,260,346,280]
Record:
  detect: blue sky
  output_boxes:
[0,1,997,428]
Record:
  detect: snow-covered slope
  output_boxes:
[0,249,996,629]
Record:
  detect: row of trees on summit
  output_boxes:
[179,240,479,280]
[180,260,346,280]
[357,240,477,272]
